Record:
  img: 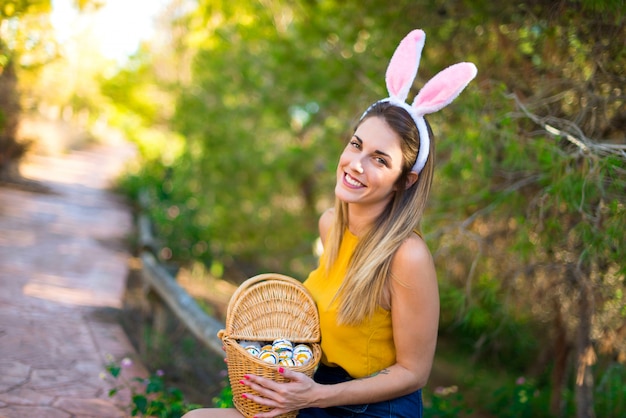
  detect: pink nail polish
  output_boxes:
[243,374,251,379]
[278,367,285,373]
[242,394,248,399]
[239,380,245,385]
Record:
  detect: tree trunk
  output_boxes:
[575,267,596,418]
[0,59,27,181]
[550,302,569,417]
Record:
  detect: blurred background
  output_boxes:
[1,0,624,417]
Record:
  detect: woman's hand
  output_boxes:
[239,367,319,417]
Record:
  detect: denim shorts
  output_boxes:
[297,364,423,418]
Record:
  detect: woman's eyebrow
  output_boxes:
[354,134,392,160]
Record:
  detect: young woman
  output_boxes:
[184,29,476,418]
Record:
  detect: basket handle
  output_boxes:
[226,273,305,319]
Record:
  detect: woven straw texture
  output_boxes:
[219,273,321,418]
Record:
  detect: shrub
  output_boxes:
[104,356,201,417]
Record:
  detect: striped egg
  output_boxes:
[239,340,261,350]
[261,344,273,352]
[272,338,293,351]
[279,358,297,367]
[259,350,279,364]
[244,345,260,357]
[293,344,313,365]
[272,339,294,359]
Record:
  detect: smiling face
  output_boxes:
[335,116,406,215]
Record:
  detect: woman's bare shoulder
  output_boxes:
[392,233,435,284]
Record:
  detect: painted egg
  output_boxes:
[272,339,293,359]
[239,340,261,350]
[272,338,293,351]
[259,350,279,364]
[261,344,273,352]
[293,344,313,365]
[293,343,312,355]
[279,358,297,367]
[244,345,260,357]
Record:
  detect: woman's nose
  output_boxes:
[350,159,364,174]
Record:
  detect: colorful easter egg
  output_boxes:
[272,338,293,359]
[293,343,312,355]
[272,338,293,351]
[259,350,279,364]
[261,344,273,352]
[293,344,313,365]
[244,345,260,357]
[279,358,297,367]
[239,340,261,350]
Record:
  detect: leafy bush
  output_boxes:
[212,382,234,409]
[595,363,626,418]
[423,386,473,418]
[488,377,551,418]
[104,357,201,417]
[438,274,540,372]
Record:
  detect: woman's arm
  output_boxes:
[389,234,440,390]
[239,234,439,416]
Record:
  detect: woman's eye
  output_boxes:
[375,157,388,166]
[350,140,361,149]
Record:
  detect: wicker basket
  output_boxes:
[218,273,321,418]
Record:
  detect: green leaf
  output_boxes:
[109,366,121,378]
[132,394,148,413]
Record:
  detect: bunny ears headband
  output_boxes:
[360,29,477,173]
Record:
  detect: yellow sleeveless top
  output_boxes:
[303,229,394,378]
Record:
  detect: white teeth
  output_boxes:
[345,173,363,187]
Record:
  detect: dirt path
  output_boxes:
[0,141,147,418]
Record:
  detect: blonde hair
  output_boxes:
[326,102,435,325]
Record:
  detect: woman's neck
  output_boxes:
[346,203,384,237]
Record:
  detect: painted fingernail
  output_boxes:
[242,394,248,399]
[239,380,245,385]
[243,374,251,379]
[278,367,285,373]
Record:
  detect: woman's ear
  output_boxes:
[406,171,419,189]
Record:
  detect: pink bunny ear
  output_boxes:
[412,62,477,115]
[385,29,425,102]
[360,30,477,173]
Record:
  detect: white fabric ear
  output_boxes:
[385,30,425,102]
[412,62,478,116]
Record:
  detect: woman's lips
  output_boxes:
[344,172,364,188]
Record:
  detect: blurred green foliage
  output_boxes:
[98,0,625,417]
[4,0,623,415]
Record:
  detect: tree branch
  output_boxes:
[506,93,626,160]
